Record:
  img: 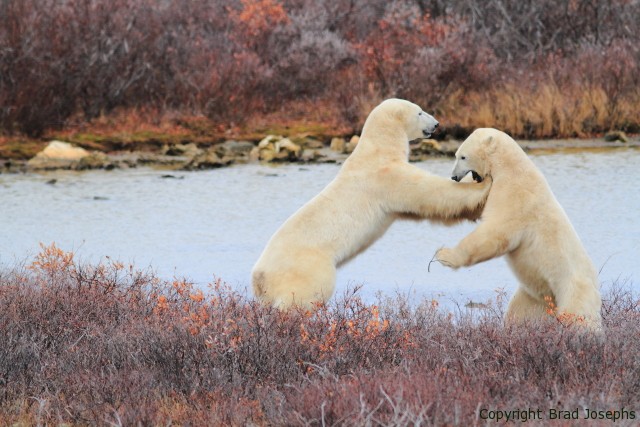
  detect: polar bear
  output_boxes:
[252,99,491,309]
[434,128,602,330]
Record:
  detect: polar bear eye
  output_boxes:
[461,156,466,160]
[418,111,423,116]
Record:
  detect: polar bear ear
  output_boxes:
[390,104,409,123]
[482,136,497,155]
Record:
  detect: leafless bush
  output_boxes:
[0,0,254,135]
[0,0,639,138]
[446,0,640,60]
[0,0,640,136]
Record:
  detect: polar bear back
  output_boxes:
[255,172,395,271]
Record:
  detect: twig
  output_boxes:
[427,249,442,273]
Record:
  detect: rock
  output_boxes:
[1,159,27,173]
[418,138,443,153]
[330,137,346,153]
[301,149,323,162]
[410,138,444,161]
[258,135,282,149]
[604,131,628,143]
[259,149,277,162]
[75,152,112,170]
[249,146,261,162]
[106,152,139,169]
[289,136,324,149]
[184,148,234,170]
[137,153,189,167]
[27,141,90,170]
[296,137,325,149]
[220,140,255,155]
[162,143,202,157]
[40,140,89,160]
[254,135,280,162]
[345,135,359,153]
[252,136,302,162]
[276,138,301,157]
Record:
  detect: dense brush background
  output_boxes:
[1,0,639,138]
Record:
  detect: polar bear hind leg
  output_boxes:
[554,277,602,330]
[253,254,336,309]
[505,287,549,324]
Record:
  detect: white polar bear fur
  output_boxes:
[435,128,602,330]
[252,99,491,309]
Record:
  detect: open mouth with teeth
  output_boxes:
[452,171,483,183]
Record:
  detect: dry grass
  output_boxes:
[1,244,639,425]
[441,82,640,139]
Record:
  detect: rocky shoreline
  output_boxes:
[1,132,638,174]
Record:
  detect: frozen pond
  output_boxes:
[1,148,638,305]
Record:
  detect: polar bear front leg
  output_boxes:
[382,163,491,221]
[435,223,517,269]
[432,247,465,269]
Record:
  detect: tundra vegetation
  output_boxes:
[1,0,639,157]
[0,244,638,424]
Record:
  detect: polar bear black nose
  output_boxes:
[434,122,439,128]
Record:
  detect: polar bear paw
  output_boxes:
[434,247,463,270]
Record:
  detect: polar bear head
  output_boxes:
[450,128,512,183]
[362,98,439,141]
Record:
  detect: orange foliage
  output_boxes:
[297,300,415,363]
[544,294,587,327]
[358,9,454,93]
[232,0,288,39]
[155,295,169,313]
[29,242,75,277]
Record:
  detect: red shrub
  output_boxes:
[1,245,639,424]
[1,0,639,138]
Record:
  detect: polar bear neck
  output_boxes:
[490,140,545,184]
[356,114,410,161]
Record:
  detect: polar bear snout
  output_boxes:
[418,110,439,137]
[451,153,484,183]
[422,121,439,137]
[451,163,469,182]
[451,170,483,183]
